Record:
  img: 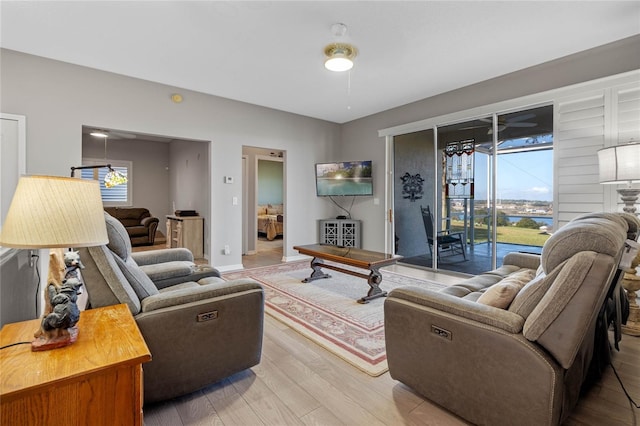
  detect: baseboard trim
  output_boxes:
[215,263,245,273]
[283,254,311,263]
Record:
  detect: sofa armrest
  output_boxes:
[140,278,262,312]
[134,279,264,403]
[141,216,159,227]
[503,252,541,271]
[384,288,563,426]
[132,248,194,265]
[387,286,524,333]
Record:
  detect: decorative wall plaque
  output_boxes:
[400,172,425,202]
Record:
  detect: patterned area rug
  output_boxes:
[223,261,446,376]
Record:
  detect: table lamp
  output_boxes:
[598,140,640,336]
[598,140,640,214]
[0,176,108,350]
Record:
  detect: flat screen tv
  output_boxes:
[315,160,373,197]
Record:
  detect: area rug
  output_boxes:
[223,261,447,376]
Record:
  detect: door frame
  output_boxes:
[254,154,285,255]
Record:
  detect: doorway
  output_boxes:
[395,105,553,275]
[241,147,285,269]
[80,126,212,258]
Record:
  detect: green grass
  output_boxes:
[450,220,550,247]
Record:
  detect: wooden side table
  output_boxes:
[1,304,151,426]
[166,215,204,258]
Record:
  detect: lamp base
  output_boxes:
[622,305,640,336]
[31,325,79,351]
[617,188,640,215]
[621,273,640,337]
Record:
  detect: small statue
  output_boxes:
[41,278,82,333]
[32,249,83,351]
[64,250,85,282]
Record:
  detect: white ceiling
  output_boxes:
[1,1,639,124]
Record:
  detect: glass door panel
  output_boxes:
[494,106,554,256]
[393,129,437,269]
[436,117,495,273]
[392,104,553,275]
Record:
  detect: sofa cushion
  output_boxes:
[481,264,524,279]
[104,212,132,260]
[541,217,626,273]
[477,269,535,309]
[85,246,142,315]
[439,274,503,298]
[113,255,160,300]
[139,261,195,282]
[523,251,615,368]
[126,225,150,237]
[508,261,566,318]
[103,212,159,299]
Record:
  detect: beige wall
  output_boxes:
[82,134,172,235]
[1,48,339,268]
[1,35,639,263]
[340,35,640,251]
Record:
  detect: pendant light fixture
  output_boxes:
[324,23,357,72]
[72,130,128,188]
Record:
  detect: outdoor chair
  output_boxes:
[421,205,466,260]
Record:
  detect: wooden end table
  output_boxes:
[1,304,151,426]
[293,244,402,304]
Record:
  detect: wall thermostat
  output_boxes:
[224,176,234,184]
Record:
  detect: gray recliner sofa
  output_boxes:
[384,212,639,426]
[79,212,264,403]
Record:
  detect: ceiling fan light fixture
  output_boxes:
[324,43,357,72]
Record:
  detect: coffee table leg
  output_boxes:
[302,257,331,283]
[357,268,388,304]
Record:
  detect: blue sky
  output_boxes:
[473,150,553,201]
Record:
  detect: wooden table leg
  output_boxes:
[302,257,331,283]
[357,268,387,304]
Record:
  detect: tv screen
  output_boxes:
[315,160,373,197]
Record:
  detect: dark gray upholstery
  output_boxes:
[384,212,639,426]
[80,212,264,403]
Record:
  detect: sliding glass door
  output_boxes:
[436,117,496,273]
[394,105,553,275]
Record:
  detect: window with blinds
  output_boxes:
[79,159,132,206]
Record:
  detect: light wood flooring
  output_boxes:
[242,236,285,269]
[143,247,640,426]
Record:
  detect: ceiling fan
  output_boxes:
[460,112,537,134]
[481,113,537,134]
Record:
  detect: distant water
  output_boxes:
[507,216,553,226]
[452,214,553,227]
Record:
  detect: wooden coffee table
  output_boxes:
[293,244,403,304]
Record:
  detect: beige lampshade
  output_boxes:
[598,142,640,184]
[0,175,108,248]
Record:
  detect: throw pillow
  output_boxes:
[477,269,535,309]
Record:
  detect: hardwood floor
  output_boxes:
[242,236,284,269]
[143,260,640,426]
